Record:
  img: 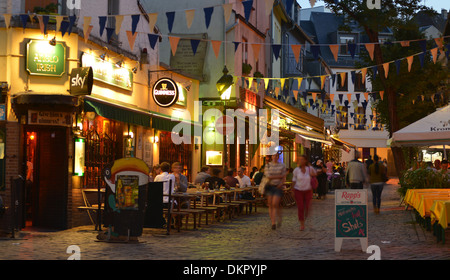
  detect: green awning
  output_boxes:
[84,99,151,127]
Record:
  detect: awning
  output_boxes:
[84,97,151,127]
[263,95,324,133]
[84,96,201,132]
[391,105,450,147]
[330,136,356,152]
[11,93,79,116]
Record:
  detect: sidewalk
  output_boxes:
[0,179,449,260]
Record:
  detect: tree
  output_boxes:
[323,0,447,174]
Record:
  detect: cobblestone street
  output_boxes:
[1,179,449,260]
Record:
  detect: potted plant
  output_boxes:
[242,63,252,76]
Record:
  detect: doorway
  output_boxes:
[24,126,68,230]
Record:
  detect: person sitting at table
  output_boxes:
[194,166,211,185]
[149,164,161,182]
[224,169,239,189]
[154,162,176,209]
[252,165,265,186]
[235,166,251,188]
[172,162,189,208]
[203,168,226,190]
[441,159,449,173]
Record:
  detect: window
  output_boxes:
[107,0,120,45]
[339,35,356,55]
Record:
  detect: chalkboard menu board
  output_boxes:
[336,205,367,238]
[335,189,368,252]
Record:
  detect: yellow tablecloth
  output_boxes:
[430,200,450,229]
[405,189,450,209]
[416,194,450,217]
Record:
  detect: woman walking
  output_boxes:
[292,155,317,231]
[264,151,286,230]
[368,155,387,214]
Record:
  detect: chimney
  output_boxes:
[442,9,448,20]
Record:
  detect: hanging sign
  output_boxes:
[152,78,179,107]
[26,39,66,77]
[335,189,368,252]
[70,67,93,96]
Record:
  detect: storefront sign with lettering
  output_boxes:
[26,40,66,77]
[81,52,133,91]
[152,78,179,107]
[28,110,73,127]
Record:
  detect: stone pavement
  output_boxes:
[0,178,449,260]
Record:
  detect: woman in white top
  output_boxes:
[292,155,317,231]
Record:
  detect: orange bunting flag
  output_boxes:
[185,9,195,29]
[274,87,280,98]
[126,30,138,51]
[291,44,302,64]
[223,3,233,24]
[383,63,389,79]
[329,93,335,101]
[320,76,326,90]
[361,68,367,84]
[364,92,369,101]
[340,72,346,87]
[36,15,45,34]
[407,56,414,72]
[400,41,410,47]
[251,43,261,62]
[211,40,222,59]
[148,13,158,33]
[379,91,384,100]
[347,93,352,102]
[293,90,298,101]
[3,14,11,28]
[434,37,444,54]
[115,15,124,35]
[431,47,438,64]
[312,92,317,102]
[329,45,339,62]
[169,36,181,56]
[365,43,375,61]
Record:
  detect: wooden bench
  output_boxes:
[163,209,190,232]
[178,208,206,229]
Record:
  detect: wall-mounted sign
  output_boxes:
[206,151,222,166]
[152,78,179,107]
[26,40,66,77]
[335,189,368,252]
[81,52,133,91]
[70,67,93,96]
[28,110,73,127]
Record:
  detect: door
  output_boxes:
[26,127,68,229]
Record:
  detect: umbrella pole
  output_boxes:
[444,145,447,160]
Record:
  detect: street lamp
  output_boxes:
[216,65,234,170]
[216,66,234,100]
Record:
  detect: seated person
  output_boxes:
[203,168,226,190]
[223,168,239,189]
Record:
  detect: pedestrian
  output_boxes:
[365,155,373,171]
[345,151,368,189]
[264,151,286,230]
[368,155,387,214]
[315,159,327,200]
[292,155,316,231]
[194,166,211,185]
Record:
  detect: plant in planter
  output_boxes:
[398,167,449,197]
[242,63,252,76]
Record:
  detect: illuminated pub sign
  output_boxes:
[81,52,133,91]
[26,40,66,77]
[152,77,179,107]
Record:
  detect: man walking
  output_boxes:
[346,151,368,189]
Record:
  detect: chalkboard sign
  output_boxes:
[335,189,368,252]
[336,205,367,238]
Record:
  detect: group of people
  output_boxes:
[409,158,450,174]
[345,152,388,214]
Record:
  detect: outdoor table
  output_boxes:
[171,192,199,211]
[405,189,450,208]
[430,200,450,230]
[415,194,450,217]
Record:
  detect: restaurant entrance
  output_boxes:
[24,126,68,229]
